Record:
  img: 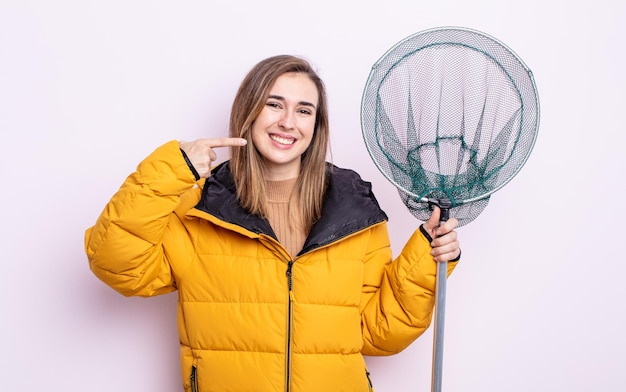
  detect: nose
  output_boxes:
[278,110,295,130]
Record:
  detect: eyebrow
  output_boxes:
[268,94,317,110]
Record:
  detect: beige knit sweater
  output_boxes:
[265,178,306,258]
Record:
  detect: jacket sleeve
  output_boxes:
[84,140,198,297]
[359,222,458,356]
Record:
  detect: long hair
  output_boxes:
[229,55,330,233]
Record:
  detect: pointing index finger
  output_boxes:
[205,137,248,148]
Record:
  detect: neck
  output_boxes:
[263,161,301,181]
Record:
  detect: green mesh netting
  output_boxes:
[361,27,539,226]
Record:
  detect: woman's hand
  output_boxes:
[422,206,461,262]
[179,138,247,178]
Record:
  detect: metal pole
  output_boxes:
[431,260,448,392]
[430,199,451,392]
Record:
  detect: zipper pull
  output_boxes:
[286,261,294,301]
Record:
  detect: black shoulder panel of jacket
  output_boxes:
[194,161,388,254]
[300,164,388,254]
[194,161,276,238]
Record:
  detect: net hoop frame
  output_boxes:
[360,26,540,206]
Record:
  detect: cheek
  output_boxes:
[301,118,317,138]
[302,128,316,150]
[253,108,277,128]
[250,125,264,146]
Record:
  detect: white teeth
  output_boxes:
[270,135,295,145]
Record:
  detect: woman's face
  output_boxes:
[251,72,318,181]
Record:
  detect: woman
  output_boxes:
[85,55,461,392]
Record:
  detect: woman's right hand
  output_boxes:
[179,138,247,178]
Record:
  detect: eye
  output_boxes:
[298,108,313,115]
[266,101,282,109]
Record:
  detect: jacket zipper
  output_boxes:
[260,235,295,392]
[285,260,295,392]
[190,366,198,392]
[366,368,374,391]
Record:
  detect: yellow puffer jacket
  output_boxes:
[85,141,457,392]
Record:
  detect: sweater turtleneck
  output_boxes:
[265,178,306,258]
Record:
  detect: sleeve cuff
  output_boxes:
[180,148,200,181]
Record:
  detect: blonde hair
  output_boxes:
[229,55,330,233]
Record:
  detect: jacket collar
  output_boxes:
[194,161,388,255]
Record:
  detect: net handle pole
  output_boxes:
[430,199,451,392]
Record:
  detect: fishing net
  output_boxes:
[361,27,539,227]
[360,27,540,392]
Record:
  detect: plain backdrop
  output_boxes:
[1,0,624,391]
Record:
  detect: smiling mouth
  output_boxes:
[270,134,295,145]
